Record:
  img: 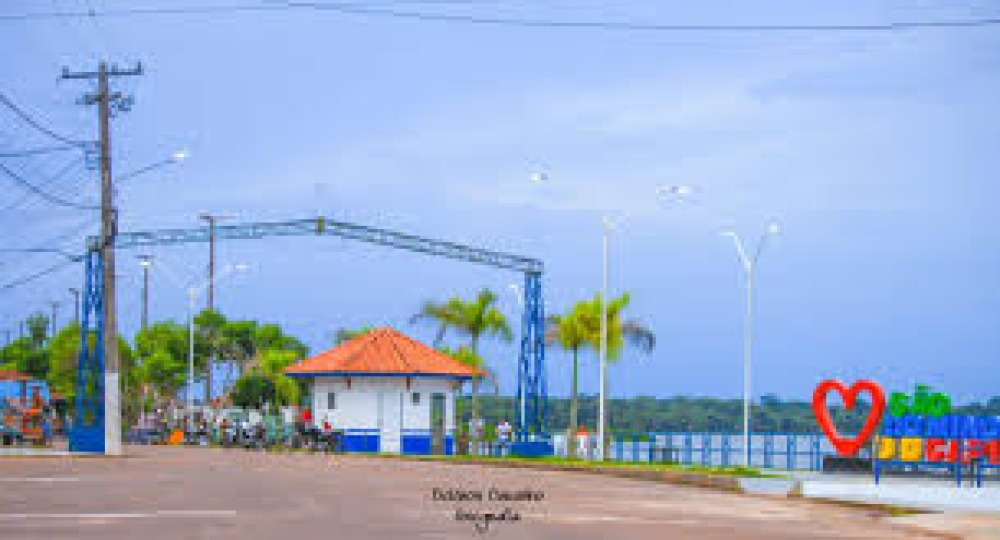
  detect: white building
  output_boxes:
[284,327,481,454]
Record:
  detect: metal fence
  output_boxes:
[471,432,838,471]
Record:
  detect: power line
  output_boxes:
[0,144,81,158]
[290,2,1000,32]
[0,92,88,147]
[1,2,1000,32]
[0,161,99,210]
[0,155,84,213]
[0,258,78,294]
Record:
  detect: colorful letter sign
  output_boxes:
[814,380,1000,464]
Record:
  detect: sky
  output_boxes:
[2,1,1000,404]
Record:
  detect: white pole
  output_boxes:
[598,222,609,461]
[743,265,754,468]
[187,288,196,414]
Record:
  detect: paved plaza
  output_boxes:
[0,445,980,539]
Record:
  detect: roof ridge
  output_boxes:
[380,329,416,372]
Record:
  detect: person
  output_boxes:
[497,419,512,454]
[576,425,589,459]
[321,416,333,451]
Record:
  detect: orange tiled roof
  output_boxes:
[0,368,33,382]
[284,327,483,379]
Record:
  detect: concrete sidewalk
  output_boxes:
[789,471,1000,515]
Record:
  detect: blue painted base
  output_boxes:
[402,435,431,455]
[401,435,455,455]
[69,426,104,453]
[511,440,553,458]
[343,433,380,452]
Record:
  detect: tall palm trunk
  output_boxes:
[470,335,481,453]
[569,346,579,459]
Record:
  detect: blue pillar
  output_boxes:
[69,249,105,453]
[517,272,547,439]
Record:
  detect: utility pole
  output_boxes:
[138,255,152,330]
[62,61,142,456]
[198,212,229,405]
[69,288,80,325]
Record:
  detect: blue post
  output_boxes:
[701,433,711,466]
[873,436,880,484]
[787,434,795,470]
[632,435,639,462]
[513,273,550,456]
[683,432,693,465]
[956,438,963,487]
[814,435,822,471]
[69,249,105,453]
[722,434,731,467]
[764,434,774,469]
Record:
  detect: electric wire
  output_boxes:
[0,144,80,158]
[0,155,86,214]
[0,257,79,293]
[288,2,1000,32]
[1,2,999,32]
[0,92,88,147]
[0,161,99,210]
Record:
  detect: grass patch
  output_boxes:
[358,451,780,478]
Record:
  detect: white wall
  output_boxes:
[309,376,457,433]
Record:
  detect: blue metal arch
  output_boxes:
[75,216,549,451]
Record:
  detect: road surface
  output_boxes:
[0,446,942,539]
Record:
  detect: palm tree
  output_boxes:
[545,303,593,458]
[409,299,462,346]
[550,292,654,458]
[448,288,512,446]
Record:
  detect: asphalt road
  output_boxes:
[0,446,940,539]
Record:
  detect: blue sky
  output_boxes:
[2,1,1000,403]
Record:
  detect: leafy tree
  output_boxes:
[231,349,302,408]
[230,373,276,409]
[194,309,228,404]
[25,313,49,346]
[333,325,376,345]
[134,321,190,408]
[252,323,308,359]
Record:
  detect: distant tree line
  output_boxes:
[460,394,1000,435]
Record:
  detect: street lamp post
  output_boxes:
[183,263,248,413]
[118,150,186,182]
[69,288,80,325]
[598,215,626,461]
[508,283,527,435]
[723,222,779,467]
[138,255,152,331]
[187,287,197,412]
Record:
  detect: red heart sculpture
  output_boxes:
[812,380,886,456]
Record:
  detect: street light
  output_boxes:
[138,255,153,331]
[722,222,780,468]
[117,149,187,182]
[597,212,628,461]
